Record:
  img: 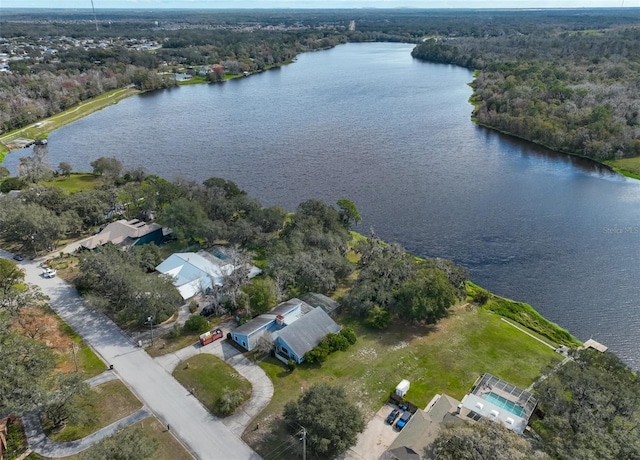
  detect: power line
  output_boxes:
[262,436,297,460]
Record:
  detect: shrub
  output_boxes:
[183,315,209,334]
[170,323,182,339]
[365,306,392,329]
[325,333,350,352]
[287,359,297,371]
[216,387,246,416]
[304,343,329,364]
[340,327,357,345]
[189,301,198,313]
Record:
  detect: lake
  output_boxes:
[5,42,640,368]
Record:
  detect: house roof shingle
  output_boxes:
[234,298,313,336]
[81,219,161,250]
[278,307,341,358]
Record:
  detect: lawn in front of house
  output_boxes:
[62,418,193,460]
[172,353,252,417]
[46,380,143,442]
[247,305,561,458]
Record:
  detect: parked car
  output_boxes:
[42,268,57,278]
[13,254,24,261]
[200,305,215,317]
[386,408,400,425]
[395,411,412,430]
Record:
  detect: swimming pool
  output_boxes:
[481,392,526,418]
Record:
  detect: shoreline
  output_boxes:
[3,43,639,180]
[0,87,140,162]
[0,60,298,165]
[471,118,639,181]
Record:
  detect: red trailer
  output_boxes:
[199,328,223,346]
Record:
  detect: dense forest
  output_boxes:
[412,13,640,161]
[2,8,640,164]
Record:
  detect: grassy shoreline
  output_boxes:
[0,87,139,162]
[470,117,639,179]
[0,61,295,164]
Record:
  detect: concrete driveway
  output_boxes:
[155,336,274,437]
[344,404,401,460]
[3,251,260,460]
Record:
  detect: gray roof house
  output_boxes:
[299,292,341,317]
[274,307,341,364]
[230,298,314,352]
[79,219,163,250]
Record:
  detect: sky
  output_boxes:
[1,1,636,9]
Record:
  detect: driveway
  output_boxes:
[343,404,401,460]
[3,251,260,460]
[156,338,274,437]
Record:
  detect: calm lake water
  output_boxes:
[5,43,640,368]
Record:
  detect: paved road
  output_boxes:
[4,252,260,460]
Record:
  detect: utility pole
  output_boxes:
[71,343,78,372]
[300,427,306,460]
[148,316,154,346]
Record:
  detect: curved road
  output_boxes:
[2,251,260,460]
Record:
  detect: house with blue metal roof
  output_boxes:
[155,250,260,300]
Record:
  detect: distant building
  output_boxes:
[173,73,192,81]
[79,219,163,251]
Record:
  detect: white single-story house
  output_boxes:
[79,219,163,250]
[155,250,261,300]
[231,298,313,352]
[273,307,341,364]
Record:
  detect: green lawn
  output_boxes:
[605,157,640,180]
[172,354,252,417]
[467,281,581,347]
[47,380,142,442]
[41,173,103,193]
[247,306,562,457]
[62,418,192,460]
